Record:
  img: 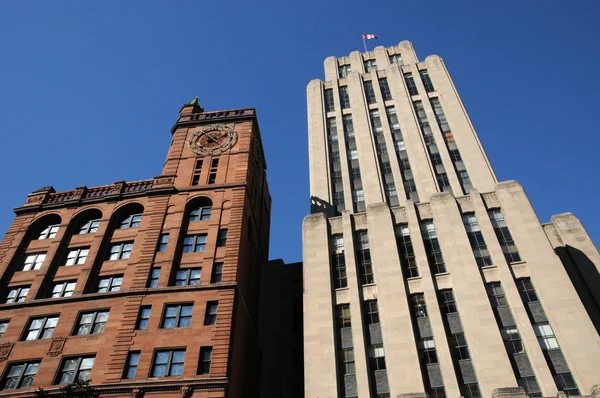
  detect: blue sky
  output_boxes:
[0,1,598,263]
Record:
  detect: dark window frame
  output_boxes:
[204,301,218,325]
[161,304,193,329]
[182,234,207,253]
[136,306,151,330]
[119,214,142,229]
[78,219,100,235]
[210,263,223,284]
[1,361,41,390]
[124,351,140,379]
[74,310,109,336]
[97,275,123,293]
[55,356,95,385]
[22,316,59,341]
[151,349,186,377]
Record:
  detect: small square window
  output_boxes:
[52,281,76,298]
[38,225,59,240]
[79,219,100,235]
[74,311,109,335]
[119,214,142,229]
[65,248,89,266]
[162,304,193,328]
[6,287,29,304]
[23,253,46,271]
[97,276,123,293]
[175,269,201,286]
[152,349,185,377]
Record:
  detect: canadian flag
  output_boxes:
[363,33,378,40]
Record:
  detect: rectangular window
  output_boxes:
[162,304,193,328]
[210,263,223,284]
[515,278,538,303]
[486,283,508,308]
[364,59,377,72]
[324,89,335,112]
[124,352,140,379]
[148,268,160,288]
[488,209,521,263]
[500,326,524,355]
[395,225,419,278]
[204,301,218,325]
[38,225,59,240]
[533,323,559,350]
[198,347,212,375]
[368,344,386,370]
[119,214,142,229]
[389,54,403,65]
[157,234,169,252]
[23,316,58,340]
[364,81,376,104]
[65,248,89,266]
[419,337,438,364]
[331,235,347,289]
[364,300,379,325]
[336,304,351,328]
[79,219,100,235]
[6,287,29,304]
[338,64,352,78]
[175,269,201,286]
[108,241,133,261]
[189,206,212,221]
[379,78,392,101]
[182,234,207,253]
[419,70,435,92]
[208,158,219,184]
[56,356,95,385]
[340,348,355,375]
[23,253,46,271]
[404,72,418,95]
[462,214,493,267]
[51,281,76,298]
[191,159,203,186]
[152,349,185,377]
[217,229,228,247]
[438,290,457,315]
[0,321,8,339]
[448,333,470,360]
[410,294,428,318]
[339,86,350,109]
[420,221,446,274]
[355,231,374,285]
[1,361,40,390]
[136,306,151,330]
[97,275,123,292]
[75,311,109,335]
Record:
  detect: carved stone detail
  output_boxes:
[47,337,66,357]
[132,388,145,398]
[180,385,193,398]
[0,342,13,362]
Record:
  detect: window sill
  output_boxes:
[509,260,526,266]
[361,283,377,288]
[335,287,349,292]
[406,276,422,281]
[434,272,450,277]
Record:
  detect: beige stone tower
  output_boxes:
[303,40,600,398]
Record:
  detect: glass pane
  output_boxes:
[96,312,109,322]
[60,371,74,384]
[165,307,178,317]
[162,318,176,328]
[80,358,95,370]
[152,364,167,377]
[30,319,44,329]
[129,353,140,366]
[172,350,185,363]
[7,364,24,377]
[179,317,191,327]
[170,363,183,376]
[26,330,39,340]
[24,363,40,375]
[181,305,193,316]
[46,317,59,327]
[155,351,169,364]
[21,374,35,387]
[63,359,78,371]
[77,369,91,381]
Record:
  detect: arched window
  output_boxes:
[187,197,212,222]
[32,214,62,240]
[115,203,145,230]
[73,209,103,235]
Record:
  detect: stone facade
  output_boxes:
[303,41,600,398]
[0,101,271,396]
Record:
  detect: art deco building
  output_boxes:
[303,41,600,398]
[0,99,270,397]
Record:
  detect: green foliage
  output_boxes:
[33,380,100,397]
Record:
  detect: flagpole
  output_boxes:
[362,34,367,53]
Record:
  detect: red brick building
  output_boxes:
[0,99,270,397]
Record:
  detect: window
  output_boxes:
[23,316,58,340]
[488,209,521,263]
[23,253,46,271]
[364,81,376,104]
[189,206,211,221]
[157,234,169,252]
[152,349,185,377]
[336,304,351,329]
[324,89,335,112]
[75,311,109,335]
[438,290,457,314]
[182,234,207,253]
[38,225,59,240]
[404,72,418,95]
[119,214,142,229]
[78,219,100,235]
[124,352,140,379]
[448,333,470,360]
[208,158,218,184]
[1,361,40,390]
[97,275,123,292]
[338,64,352,78]
[500,326,524,354]
[191,159,203,186]
[460,383,481,398]
[389,54,403,65]
[355,231,373,285]
[364,58,377,72]
[65,248,89,266]
[52,281,76,298]
[515,278,538,303]
[331,235,347,289]
[368,344,386,370]
[419,338,438,364]
[198,347,212,375]
[410,294,428,318]
[340,348,355,375]
[462,214,492,268]
[420,221,446,274]
[210,263,223,284]
[56,356,95,384]
[6,287,29,303]
[108,242,133,261]
[339,86,350,109]
[136,306,151,330]
[395,225,418,278]
[486,283,508,308]
[217,229,228,247]
[148,268,160,288]
[553,373,579,396]
[175,269,201,286]
[162,304,193,328]
[204,302,218,325]
[419,70,435,92]
[518,377,541,398]
[0,321,8,339]
[533,323,559,350]
[379,78,392,101]
[364,300,379,325]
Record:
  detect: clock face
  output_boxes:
[187,125,238,156]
